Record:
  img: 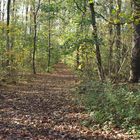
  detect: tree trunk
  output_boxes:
[25,4,29,35]
[32,0,41,74]
[30,6,33,34]
[6,0,11,66]
[1,0,6,68]
[47,0,51,72]
[12,0,15,21]
[115,0,121,73]
[108,0,114,78]
[2,0,6,22]
[129,0,140,82]
[89,2,105,82]
[0,1,1,21]
[11,0,16,50]
[76,46,80,69]
[33,14,37,74]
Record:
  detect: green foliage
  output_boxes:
[78,81,140,135]
[89,0,94,4]
[41,4,57,13]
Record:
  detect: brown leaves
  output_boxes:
[0,63,134,140]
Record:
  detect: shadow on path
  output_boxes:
[0,63,129,140]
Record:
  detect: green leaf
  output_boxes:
[89,0,94,4]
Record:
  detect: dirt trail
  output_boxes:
[0,63,132,140]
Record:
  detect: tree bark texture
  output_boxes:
[6,0,11,66]
[89,2,105,81]
[129,0,140,82]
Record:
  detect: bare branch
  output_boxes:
[73,0,85,14]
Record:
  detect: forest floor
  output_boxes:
[0,63,134,140]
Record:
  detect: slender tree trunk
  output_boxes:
[115,0,121,73]
[89,2,105,81]
[33,15,37,74]
[129,0,140,82]
[30,6,32,34]
[12,0,15,21]
[1,0,6,68]
[11,0,15,50]
[76,46,80,69]
[25,4,29,35]
[2,0,6,33]
[0,1,1,66]
[23,2,29,50]
[2,0,6,22]
[108,0,114,78]
[6,0,11,66]
[0,1,1,21]
[47,0,51,72]
[32,0,41,74]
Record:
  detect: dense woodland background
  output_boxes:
[0,0,140,139]
[0,0,135,80]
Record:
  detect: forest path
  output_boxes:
[0,63,131,140]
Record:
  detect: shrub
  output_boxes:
[78,81,140,134]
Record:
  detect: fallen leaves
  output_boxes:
[0,63,135,140]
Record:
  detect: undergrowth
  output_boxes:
[77,80,140,137]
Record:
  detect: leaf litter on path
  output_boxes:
[0,63,135,140]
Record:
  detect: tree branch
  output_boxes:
[73,0,85,14]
